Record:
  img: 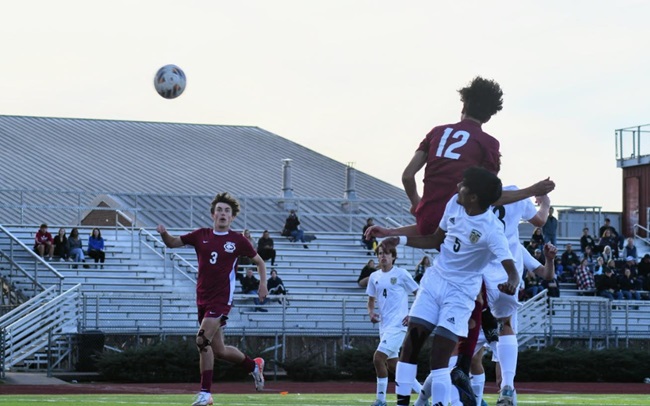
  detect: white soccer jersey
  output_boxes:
[429,194,512,299]
[522,246,543,273]
[366,266,418,335]
[483,185,538,288]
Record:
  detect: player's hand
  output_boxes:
[498,280,519,296]
[530,178,555,196]
[543,243,557,260]
[370,313,380,324]
[364,225,391,239]
[258,285,268,302]
[534,194,550,206]
[156,224,167,234]
[379,237,401,253]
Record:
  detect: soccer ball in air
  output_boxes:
[153,64,186,99]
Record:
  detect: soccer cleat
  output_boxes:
[370,401,387,406]
[451,367,477,406]
[191,391,213,406]
[252,357,265,391]
[496,385,515,406]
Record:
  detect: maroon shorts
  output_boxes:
[197,303,232,326]
[415,200,445,236]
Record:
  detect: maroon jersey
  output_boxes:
[415,119,500,235]
[181,228,257,306]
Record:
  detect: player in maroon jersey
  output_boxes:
[157,192,267,406]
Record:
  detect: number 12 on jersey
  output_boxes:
[435,127,470,160]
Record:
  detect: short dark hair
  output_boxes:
[40,223,48,229]
[458,76,504,123]
[462,167,503,210]
[210,192,240,217]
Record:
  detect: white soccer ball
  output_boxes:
[153,64,186,99]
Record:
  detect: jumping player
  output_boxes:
[157,192,267,406]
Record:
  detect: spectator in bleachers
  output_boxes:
[530,227,544,246]
[242,268,268,312]
[596,267,623,300]
[574,259,596,294]
[622,237,637,263]
[599,218,624,250]
[87,227,106,269]
[541,207,557,246]
[638,254,650,292]
[358,259,377,288]
[542,277,560,298]
[581,245,596,265]
[67,228,89,269]
[257,230,277,266]
[362,218,378,255]
[237,229,255,279]
[282,209,308,249]
[33,223,54,260]
[523,269,543,299]
[599,243,616,264]
[413,255,431,284]
[243,229,256,247]
[267,269,288,305]
[580,227,596,253]
[53,227,69,261]
[593,256,607,277]
[560,243,580,276]
[619,267,641,300]
[532,248,545,265]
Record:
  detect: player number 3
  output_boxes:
[210,251,218,264]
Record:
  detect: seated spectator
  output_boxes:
[526,239,541,256]
[600,245,615,265]
[580,227,596,253]
[598,229,619,258]
[282,209,308,249]
[241,268,268,312]
[533,248,545,265]
[638,254,650,290]
[242,229,256,248]
[33,223,54,260]
[596,267,623,300]
[53,227,69,261]
[599,217,624,250]
[622,237,638,263]
[561,243,580,275]
[361,218,378,255]
[530,227,545,246]
[542,277,560,298]
[413,255,431,284]
[257,230,277,266]
[67,228,89,269]
[624,256,638,275]
[87,228,106,268]
[523,269,544,299]
[619,267,641,300]
[357,259,377,288]
[237,229,255,280]
[593,256,607,277]
[574,260,596,293]
[267,269,288,305]
[581,245,596,265]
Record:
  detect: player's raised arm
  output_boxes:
[156,224,185,248]
[495,178,555,206]
[402,150,427,215]
[527,194,551,227]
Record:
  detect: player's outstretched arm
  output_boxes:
[364,224,421,240]
[535,243,557,280]
[495,178,555,206]
[156,224,184,248]
[402,150,427,214]
[528,194,551,227]
[497,259,520,295]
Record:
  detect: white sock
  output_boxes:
[471,372,486,404]
[395,361,417,397]
[497,335,518,389]
[448,355,458,369]
[418,372,433,401]
[376,377,388,402]
[411,378,423,394]
[430,367,451,406]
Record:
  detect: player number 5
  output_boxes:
[435,128,470,159]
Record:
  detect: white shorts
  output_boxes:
[409,277,475,338]
[486,287,522,325]
[377,329,406,359]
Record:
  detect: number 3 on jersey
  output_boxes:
[436,128,470,159]
[210,251,218,264]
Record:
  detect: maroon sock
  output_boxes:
[200,370,213,393]
[457,299,483,372]
[240,355,256,373]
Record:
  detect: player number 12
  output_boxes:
[435,128,470,159]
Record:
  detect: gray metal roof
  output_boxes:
[0,115,413,230]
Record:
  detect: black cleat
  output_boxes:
[451,366,477,406]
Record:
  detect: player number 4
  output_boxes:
[435,128,470,159]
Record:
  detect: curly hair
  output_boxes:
[458,76,504,123]
[210,192,240,217]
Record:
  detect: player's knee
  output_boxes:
[196,329,211,352]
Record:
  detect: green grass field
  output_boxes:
[0,394,648,406]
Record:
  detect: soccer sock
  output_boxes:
[457,301,482,374]
[471,372,486,404]
[395,361,417,405]
[200,370,213,393]
[430,367,451,406]
[411,377,423,394]
[497,334,518,389]
[376,377,388,402]
[448,355,458,369]
[240,355,256,373]
[419,372,433,401]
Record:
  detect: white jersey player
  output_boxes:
[366,243,419,406]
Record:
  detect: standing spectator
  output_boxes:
[560,243,580,275]
[622,237,638,263]
[33,223,54,260]
[87,228,106,269]
[156,192,266,404]
[574,260,596,294]
[358,259,377,288]
[580,227,596,253]
[67,228,88,268]
[267,269,288,305]
[362,218,378,255]
[282,209,308,249]
[413,255,431,284]
[596,267,623,300]
[598,232,618,259]
[619,267,641,300]
[257,230,277,266]
[530,227,545,246]
[366,243,420,406]
[53,227,69,261]
[542,207,558,246]
[241,268,268,312]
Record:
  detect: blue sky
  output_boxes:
[3,0,649,211]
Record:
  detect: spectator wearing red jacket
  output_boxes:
[34,223,54,260]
